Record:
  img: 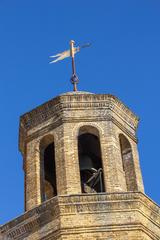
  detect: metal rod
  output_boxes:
[71,55,76,75]
[100,171,103,192]
[70,40,78,91]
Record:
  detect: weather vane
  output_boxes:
[49,40,91,91]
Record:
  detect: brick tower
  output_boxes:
[0,91,160,240]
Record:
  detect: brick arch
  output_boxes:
[39,134,54,150]
[79,125,100,138]
[76,124,105,193]
[73,122,104,139]
[119,133,138,191]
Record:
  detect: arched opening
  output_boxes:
[78,126,105,193]
[119,134,138,191]
[40,135,57,201]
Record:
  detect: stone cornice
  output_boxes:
[19,93,139,154]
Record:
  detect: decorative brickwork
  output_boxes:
[1,91,159,239]
[0,193,159,239]
[19,92,144,211]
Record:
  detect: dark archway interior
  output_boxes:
[119,134,138,191]
[42,142,57,201]
[78,133,104,193]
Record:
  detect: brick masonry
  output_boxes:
[0,192,159,239]
[0,91,159,239]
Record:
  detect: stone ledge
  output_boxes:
[0,192,159,240]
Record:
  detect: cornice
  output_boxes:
[20,94,138,131]
[1,192,159,240]
[19,93,139,153]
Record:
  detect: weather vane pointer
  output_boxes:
[49,40,91,91]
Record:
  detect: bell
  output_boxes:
[79,154,94,171]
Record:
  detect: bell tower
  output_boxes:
[19,91,144,211]
[1,91,159,240]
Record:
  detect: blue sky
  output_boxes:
[0,0,160,224]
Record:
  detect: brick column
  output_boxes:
[101,121,127,192]
[25,140,41,210]
[54,125,68,195]
[131,141,144,192]
[62,123,81,194]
